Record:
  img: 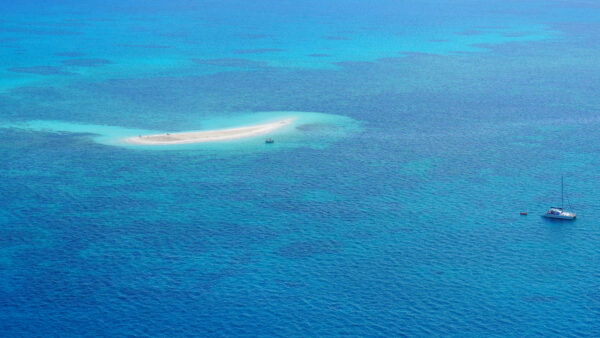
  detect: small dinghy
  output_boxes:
[265,138,274,144]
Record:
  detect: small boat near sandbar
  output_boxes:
[542,176,576,220]
[265,138,274,144]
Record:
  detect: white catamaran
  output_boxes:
[542,176,576,220]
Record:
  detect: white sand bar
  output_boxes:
[124,118,294,145]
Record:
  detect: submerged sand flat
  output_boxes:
[124,118,294,145]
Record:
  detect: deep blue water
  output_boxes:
[1,1,600,336]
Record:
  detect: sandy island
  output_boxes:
[124,118,294,145]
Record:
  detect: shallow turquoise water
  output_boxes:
[1,0,600,336]
[0,111,359,152]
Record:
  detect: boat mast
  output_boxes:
[561,175,564,210]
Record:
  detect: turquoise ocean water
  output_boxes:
[1,0,599,335]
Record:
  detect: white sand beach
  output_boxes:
[124,118,294,145]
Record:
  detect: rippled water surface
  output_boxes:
[1,0,599,336]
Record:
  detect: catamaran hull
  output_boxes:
[542,214,576,220]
